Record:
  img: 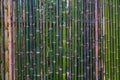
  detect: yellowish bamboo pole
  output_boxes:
[4,0,9,79]
[8,0,12,79]
[95,0,98,80]
[8,0,15,80]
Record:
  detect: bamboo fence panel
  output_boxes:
[0,0,120,80]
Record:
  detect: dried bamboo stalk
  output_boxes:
[95,0,98,80]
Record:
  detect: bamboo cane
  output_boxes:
[18,0,21,79]
[71,0,75,79]
[62,0,67,80]
[77,0,80,79]
[20,0,25,79]
[109,0,113,79]
[32,0,36,79]
[48,1,53,80]
[118,0,120,79]
[29,0,33,79]
[56,0,59,79]
[25,0,30,79]
[102,0,106,79]
[44,0,49,79]
[89,0,92,79]
[116,0,120,79]
[35,0,41,79]
[95,0,99,79]
[80,0,84,79]
[0,0,5,79]
[112,0,118,79]
[58,0,63,79]
[8,0,15,79]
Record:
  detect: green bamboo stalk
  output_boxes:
[118,0,120,79]
[66,0,70,80]
[42,0,46,79]
[35,0,40,79]
[58,0,63,79]
[25,0,30,79]
[39,0,43,79]
[77,0,83,79]
[48,1,53,80]
[65,0,71,79]
[112,0,118,79]
[77,0,80,79]
[89,0,93,79]
[22,1,26,79]
[18,0,22,79]
[32,0,36,79]
[29,0,33,79]
[116,0,119,78]
[51,0,57,79]
[102,0,106,80]
[20,0,25,79]
[104,0,110,79]
[83,0,86,79]
[19,0,21,79]
[80,0,84,79]
[15,0,19,79]
[55,0,59,79]
[109,0,113,79]
[74,0,77,80]
[44,0,49,79]
[62,0,67,80]
[114,0,118,79]
[99,0,104,79]
[19,0,24,79]
[71,0,75,79]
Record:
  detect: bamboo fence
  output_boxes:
[0,0,120,80]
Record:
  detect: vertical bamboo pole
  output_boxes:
[89,0,93,79]
[29,0,33,79]
[102,0,106,80]
[8,0,15,80]
[62,0,67,79]
[4,0,8,79]
[55,0,59,79]
[59,0,63,79]
[1,0,5,79]
[44,0,49,79]
[118,0,120,79]
[77,0,82,79]
[80,0,84,79]
[95,0,98,80]
[12,1,15,80]
[15,0,19,79]
[116,0,120,80]
[35,0,40,79]
[52,0,56,79]
[74,0,77,79]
